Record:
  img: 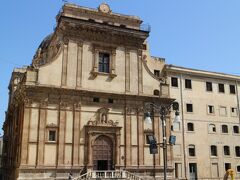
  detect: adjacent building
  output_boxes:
[168,65,240,179]
[2,3,240,180]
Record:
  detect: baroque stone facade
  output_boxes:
[2,3,172,180]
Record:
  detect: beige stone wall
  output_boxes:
[169,70,240,179]
[36,39,165,97]
[38,51,63,86]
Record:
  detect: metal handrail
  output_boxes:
[74,170,143,180]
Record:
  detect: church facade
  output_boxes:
[2,3,173,180]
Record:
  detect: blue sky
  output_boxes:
[0,0,240,134]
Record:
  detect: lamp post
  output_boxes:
[144,101,180,180]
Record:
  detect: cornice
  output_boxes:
[58,17,148,48]
[24,84,174,103]
[166,64,240,81]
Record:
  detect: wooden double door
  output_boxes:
[93,136,113,170]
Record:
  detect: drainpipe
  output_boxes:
[180,74,187,179]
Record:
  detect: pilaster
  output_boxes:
[58,104,66,166]
[37,104,47,166]
[20,107,31,165]
[138,50,143,94]
[61,40,68,86]
[73,104,81,166]
[137,112,144,166]
[125,108,131,166]
[125,49,130,92]
[76,43,83,88]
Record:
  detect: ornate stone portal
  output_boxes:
[85,107,121,171]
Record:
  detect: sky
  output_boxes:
[0,0,240,135]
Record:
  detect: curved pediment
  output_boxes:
[32,33,62,68]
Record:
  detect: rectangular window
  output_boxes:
[235,146,240,157]
[231,107,238,116]
[208,105,214,114]
[219,106,227,116]
[224,146,230,156]
[229,85,236,94]
[171,77,178,87]
[108,98,114,103]
[154,70,160,77]
[187,123,194,131]
[185,79,192,89]
[218,83,225,93]
[206,82,213,92]
[49,130,56,141]
[98,52,110,73]
[233,126,239,134]
[211,145,217,156]
[222,125,228,133]
[224,163,231,171]
[186,103,193,112]
[237,166,240,173]
[93,97,100,102]
[188,145,195,156]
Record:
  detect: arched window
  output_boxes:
[209,124,216,133]
[237,165,240,173]
[222,125,228,133]
[224,146,230,156]
[233,126,239,134]
[187,123,194,131]
[235,146,240,157]
[153,89,159,96]
[210,145,217,156]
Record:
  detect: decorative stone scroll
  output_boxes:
[87,107,119,126]
[46,123,58,128]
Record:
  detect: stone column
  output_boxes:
[125,49,130,92]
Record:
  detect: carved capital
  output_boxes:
[24,98,32,106]
[40,98,48,107]
[63,36,69,45]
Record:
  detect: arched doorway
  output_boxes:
[93,135,113,170]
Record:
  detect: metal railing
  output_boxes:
[74,170,143,180]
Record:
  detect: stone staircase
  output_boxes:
[73,170,143,180]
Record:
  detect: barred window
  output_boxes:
[98,52,110,73]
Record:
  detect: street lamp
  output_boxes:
[144,101,180,180]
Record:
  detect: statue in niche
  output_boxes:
[87,107,119,126]
[101,112,107,123]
